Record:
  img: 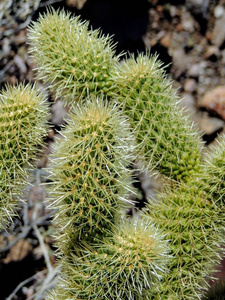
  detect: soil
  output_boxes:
[1,0,225,299]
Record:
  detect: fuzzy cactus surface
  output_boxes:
[111,54,203,182]
[202,138,225,205]
[0,83,49,228]
[48,98,135,254]
[47,218,169,300]
[28,9,119,103]
[145,180,225,299]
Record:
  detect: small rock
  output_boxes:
[2,38,10,55]
[214,5,225,19]
[15,29,27,44]
[66,0,87,9]
[183,79,197,93]
[181,93,195,108]
[170,6,178,17]
[212,13,225,47]
[200,113,224,135]
[51,101,68,126]
[199,86,225,120]
[14,54,27,74]
[160,32,173,48]
[187,64,200,77]
[204,45,219,60]
[171,49,189,78]
[3,239,32,264]
[182,11,195,33]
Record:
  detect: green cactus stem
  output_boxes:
[47,218,170,300]
[48,98,135,254]
[0,83,49,228]
[145,181,224,300]
[201,137,225,205]
[28,9,119,103]
[111,54,203,182]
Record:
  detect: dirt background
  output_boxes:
[1,0,225,299]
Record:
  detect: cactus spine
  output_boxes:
[0,83,49,228]
[27,8,225,300]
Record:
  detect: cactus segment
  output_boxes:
[47,218,170,300]
[49,98,135,253]
[202,136,225,205]
[111,54,203,182]
[0,83,49,228]
[28,9,118,103]
[146,182,224,299]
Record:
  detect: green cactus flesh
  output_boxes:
[49,98,135,253]
[28,9,118,103]
[146,181,224,300]
[47,218,170,300]
[202,137,225,205]
[0,83,49,228]
[111,54,203,182]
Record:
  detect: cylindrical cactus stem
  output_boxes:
[48,98,135,255]
[201,136,225,205]
[47,218,170,300]
[111,54,203,182]
[0,83,49,228]
[28,8,118,103]
[145,181,224,299]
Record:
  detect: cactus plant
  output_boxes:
[0,83,49,228]
[28,9,203,183]
[27,7,225,300]
[111,54,203,182]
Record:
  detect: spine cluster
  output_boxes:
[0,83,49,228]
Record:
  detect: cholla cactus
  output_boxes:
[146,180,224,299]
[111,54,203,182]
[202,138,225,205]
[28,9,119,103]
[48,98,135,254]
[28,7,225,300]
[28,9,203,183]
[48,218,169,300]
[0,83,49,228]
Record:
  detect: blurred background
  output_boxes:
[0,0,225,299]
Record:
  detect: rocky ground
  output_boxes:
[0,0,225,299]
